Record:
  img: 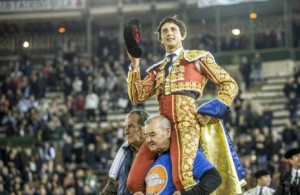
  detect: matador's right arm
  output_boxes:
[127,67,156,104]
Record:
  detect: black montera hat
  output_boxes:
[254,170,270,178]
[284,148,300,159]
[123,19,142,58]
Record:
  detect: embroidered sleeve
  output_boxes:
[199,52,238,106]
[127,68,156,104]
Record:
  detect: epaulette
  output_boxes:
[146,59,165,73]
[184,50,208,62]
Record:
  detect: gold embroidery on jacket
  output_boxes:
[173,95,200,188]
[127,70,156,104]
[199,52,238,106]
[164,82,203,95]
[171,65,185,73]
[184,50,207,62]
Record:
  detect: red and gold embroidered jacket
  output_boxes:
[127,49,238,106]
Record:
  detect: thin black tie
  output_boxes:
[258,187,263,195]
[164,54,175,77]
[294,171,299,185]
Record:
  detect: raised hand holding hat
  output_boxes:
[123,19,142,58]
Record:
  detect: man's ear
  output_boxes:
[181,31,186,40]
[166,127,171,138]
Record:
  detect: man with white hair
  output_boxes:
[134,115,221,195]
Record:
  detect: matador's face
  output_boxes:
[160,22,183,53]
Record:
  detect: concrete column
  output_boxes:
[84,0,92,59]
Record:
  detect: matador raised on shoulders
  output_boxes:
[125,16,246,195]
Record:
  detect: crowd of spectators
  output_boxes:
[0,28,166,193]
[0,26,299,194]
[0,48,134,193]
[228,66,300,190]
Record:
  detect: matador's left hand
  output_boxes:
[196,113,211,126]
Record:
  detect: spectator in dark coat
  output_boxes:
[62,136,73,164]
[262,103,274,131]
[282,120,297,150]
[286,91,298,122]
[283,78,294,98]
[239,56,252,90]
[85,143,98,169]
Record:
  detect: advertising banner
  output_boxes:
[198,0,268,8]
[0,0,86,12]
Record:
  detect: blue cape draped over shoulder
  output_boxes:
[198,98,246,181]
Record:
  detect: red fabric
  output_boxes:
[74,95,85,110]
[160,95,184,190]
[127,143,157,192]
[133,28,141,43]
[170,124,184,190]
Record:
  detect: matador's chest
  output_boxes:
[153,59,207,96]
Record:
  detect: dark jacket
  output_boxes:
[275,171,300,195]
[100,145,135,195]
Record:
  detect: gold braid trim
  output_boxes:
[199,52,238,106]
[173,95,200,188]
[184,50,208,62]
[127,69,156,104]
